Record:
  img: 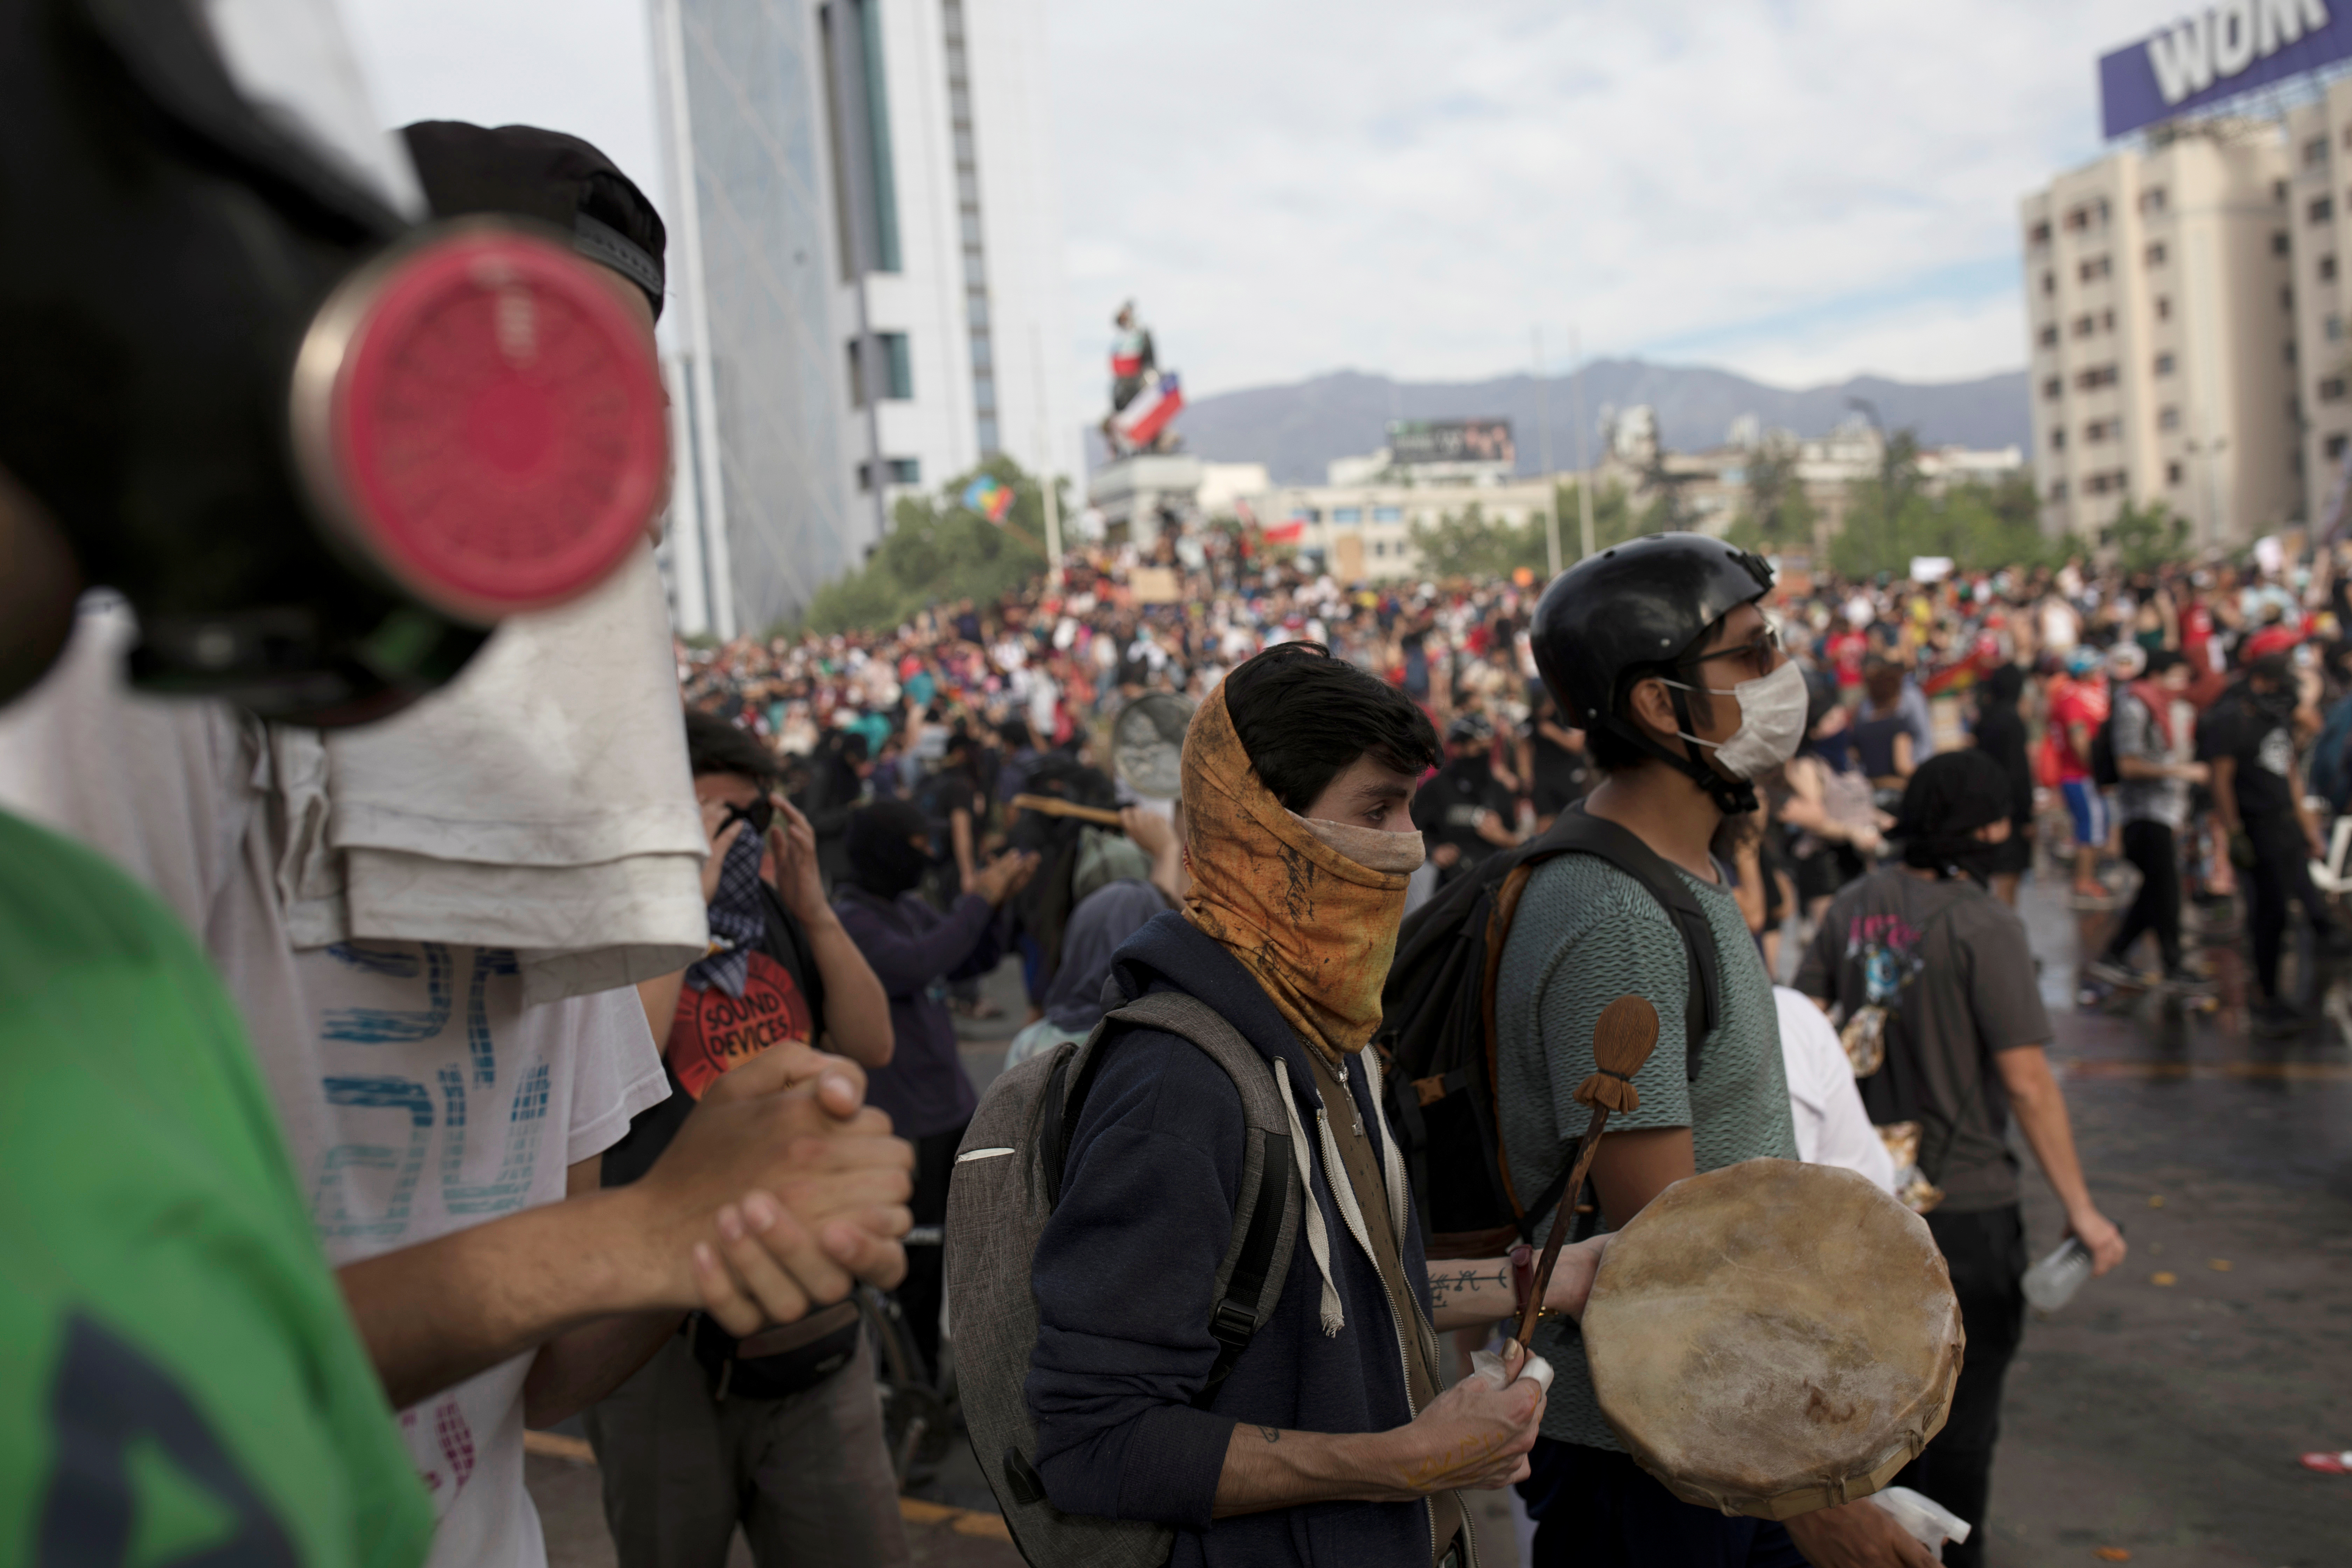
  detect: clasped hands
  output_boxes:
[628,1040,913,1335]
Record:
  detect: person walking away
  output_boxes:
[1798,752,2128,1568]
[2049,647,2112,903]
[1967,665,2035,906]
[1501,535,1932,1568]
[1852,658,1915,796]
[2208,653,2345,1035]
[2087,651,2206,993]
[1413,713,1520,886]
[833,803,1035,1381]
[587,712,908,1567]
[1026,643,1611,1567]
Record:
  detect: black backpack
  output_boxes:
[1376,803,1719,1258]
[2088,711,2120,788]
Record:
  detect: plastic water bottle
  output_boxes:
[2021,1237,2094,1312]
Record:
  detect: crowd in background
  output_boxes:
[683,534,2352,1037]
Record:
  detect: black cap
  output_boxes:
[400,121,666,320]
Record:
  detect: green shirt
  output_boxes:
[0,811,432,1567]
[1494,851,1797,1450]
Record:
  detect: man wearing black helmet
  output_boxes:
[1497,535,1932,1567]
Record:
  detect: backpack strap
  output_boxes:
[1044,989,1302,1414]
[1525,805,1720,1081]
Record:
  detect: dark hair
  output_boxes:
[684,708,779,785]
[1222,643,1437,811]
[2145,648,2184,676]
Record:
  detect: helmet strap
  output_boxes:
[1608,686,1759,818]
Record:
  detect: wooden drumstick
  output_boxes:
[1513,994,1661,1351]
[1009,792,1128,830]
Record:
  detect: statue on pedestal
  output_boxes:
[1101,300,1183,456]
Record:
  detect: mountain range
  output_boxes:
[1090,360,2032,485]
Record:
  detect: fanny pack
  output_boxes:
[686,1306,860,1402]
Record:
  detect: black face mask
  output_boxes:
[2253,686,2298,721]
[0,0,665,722]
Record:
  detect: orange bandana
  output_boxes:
[1180,682,1422,1056]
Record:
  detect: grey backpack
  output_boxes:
[945,989,1302,1567]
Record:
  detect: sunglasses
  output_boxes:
[1681,625,1784,684]
[719,796,775,838]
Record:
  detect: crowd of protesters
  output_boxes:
[12,25,2345,1567]
[687,535,2352,1037]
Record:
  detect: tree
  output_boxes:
[798,455,1056,634]
[1548,479,1638,558]
[1409,503,1548,581]
[1727,433,1817,552]
[2110,498,2188,572]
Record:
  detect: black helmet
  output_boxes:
[1530,533,1773,810]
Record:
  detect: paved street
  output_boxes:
[533,875,2352,1567]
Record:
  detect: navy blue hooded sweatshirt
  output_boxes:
[1026,910,1456,1567]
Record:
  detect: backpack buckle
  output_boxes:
[1209,1298,1258,1347]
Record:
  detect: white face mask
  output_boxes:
[1660,657,1809,780]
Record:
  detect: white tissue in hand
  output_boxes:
[1868,1485,1969,1555]
[1468,1348,1554,1395]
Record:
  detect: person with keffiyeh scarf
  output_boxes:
[587,711,905,1568]
[1025,643,1612,1568]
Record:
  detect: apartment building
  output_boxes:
[2284,78,2352,531]
[651,0,1075,637]
[2019,121,2301,550]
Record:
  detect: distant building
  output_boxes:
[2283,80,2352,532]
[652,0,1075,636]
[2018,120,2300,550]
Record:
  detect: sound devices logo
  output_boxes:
[670,952,816,1098]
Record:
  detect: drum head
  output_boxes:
[1582,1158,1963,1520]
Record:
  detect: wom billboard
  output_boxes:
[2101,0,2352,138]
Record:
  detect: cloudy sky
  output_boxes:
[345,0,2169,399]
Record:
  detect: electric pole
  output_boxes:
[1572,326,1596,561]
[1536,326,1559,576]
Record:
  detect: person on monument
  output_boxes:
[1496,534,1935,1567]
[1027,643,1612,1567]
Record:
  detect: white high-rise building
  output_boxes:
[652,0,1075,637]
[2019,121,2302,551]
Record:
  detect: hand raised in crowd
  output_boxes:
[1782,1497,1940,1568]
[632,1042,913,1333]
[764,794,830,924]
[971,847,1040,906]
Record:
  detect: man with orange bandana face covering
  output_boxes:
[1025,643,1611,1568]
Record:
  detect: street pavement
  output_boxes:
[531,874,2352,1567]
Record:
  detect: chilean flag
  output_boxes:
[1112,371,1183,448]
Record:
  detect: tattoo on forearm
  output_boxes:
[1259,1426,1280,1444]
[1426,1267,1511,1304]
